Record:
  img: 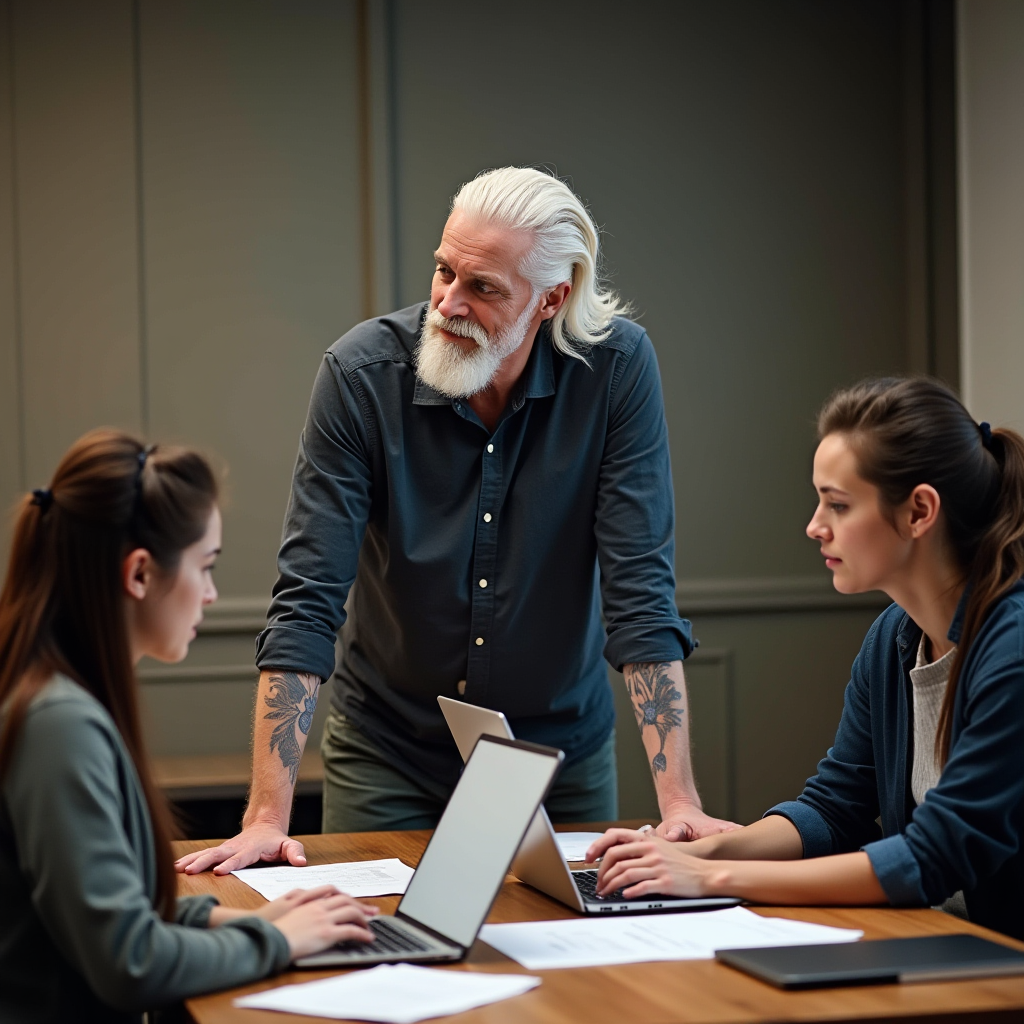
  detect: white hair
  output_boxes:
[451,167,631,361]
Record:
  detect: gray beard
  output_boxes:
[415,300,536,399]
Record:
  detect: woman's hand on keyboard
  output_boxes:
[249,884,360,923]
[591,830,711,899]
[275,891,380,959]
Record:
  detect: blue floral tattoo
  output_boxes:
[626,662,683,775]
[264,672,319,784]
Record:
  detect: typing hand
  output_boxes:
[590,830,710,899]
[275,893,379,960]
[255,885,380,924]
[174,821,307,875]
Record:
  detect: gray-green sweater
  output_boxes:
[0,676,291,1023]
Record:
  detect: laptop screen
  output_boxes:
[397,736,562,949]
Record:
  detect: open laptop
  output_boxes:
[438,696,741,916]
[294,734,563,967]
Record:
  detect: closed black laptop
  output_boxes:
[717,934,1024,989]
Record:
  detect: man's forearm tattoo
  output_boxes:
[625,662,683,775]
[264,672,319,784]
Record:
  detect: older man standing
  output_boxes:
[177,167,737,875]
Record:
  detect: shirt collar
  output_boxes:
[411,318,557,408]
[947,586,970,645]
[895,584,971,663]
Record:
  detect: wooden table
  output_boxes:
[174,826,1024,1024]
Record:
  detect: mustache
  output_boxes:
[424,308,490,348]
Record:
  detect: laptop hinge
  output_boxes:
[393,910,465,952]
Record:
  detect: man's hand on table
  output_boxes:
[655,801,742,842]
[174,820,307,875]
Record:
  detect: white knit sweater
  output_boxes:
[910,634,968,919]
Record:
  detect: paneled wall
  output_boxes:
[958,0,1024,432]
[0,1,957,824]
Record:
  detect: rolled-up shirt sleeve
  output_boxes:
[595,332,694,670]
[256,351,375,681]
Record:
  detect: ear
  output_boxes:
[537,281,571,321]
[905,484,942,539]
[122,548,154,601]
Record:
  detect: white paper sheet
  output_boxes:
[231,858,415,901]
[480,906,862,970]
[554,832,605,862]
[233,964,541,1022]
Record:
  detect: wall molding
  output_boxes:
[197,596,269,635]
[138,663,257,685]
[677,575,890,615]
[197,577,890,640]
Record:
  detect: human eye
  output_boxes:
[434,263,453,279]
[828,502,848,513]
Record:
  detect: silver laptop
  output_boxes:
[438,696,741,916]
[295,734,563,967]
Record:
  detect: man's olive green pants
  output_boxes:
[321,709,618,833]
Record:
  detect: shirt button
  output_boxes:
[486,443,494,453]
[457,679,467,695]
[483,513,492,522]
[479,579,488,588]
[475,637,484,646]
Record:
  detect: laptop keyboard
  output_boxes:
[573,868,671,904]
[329,916,433,956]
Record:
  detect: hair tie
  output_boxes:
[30,488,53,513]
[138,443,155,473]
[136,443,156,486]
[979,421,994,450]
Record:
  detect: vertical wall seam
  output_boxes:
[384,0,400,307]
[954,0,971,409]
[922,1,938,379]
[355,0,374,321]
[8,0,25,489]
[132,0,149,435]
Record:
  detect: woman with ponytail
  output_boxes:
[588,377,1024,939]
[0,430,375,1023]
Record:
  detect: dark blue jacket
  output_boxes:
[769,581,1024,939]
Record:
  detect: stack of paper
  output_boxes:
[231,858,415,901]
[554,832,605,862]
[233,964,541,1022]
[480,906,862,970]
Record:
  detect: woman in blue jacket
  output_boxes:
[0,430,376,1023]
[589,377,1024,938]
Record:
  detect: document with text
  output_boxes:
[234,963,541,1022]
[231,858,415,901]
[480,906,862,970]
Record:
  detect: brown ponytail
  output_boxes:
[817,378,1024,767]
[0,429,218,920]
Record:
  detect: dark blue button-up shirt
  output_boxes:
[256,303,693,784]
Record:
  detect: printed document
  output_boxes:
[233,963,541,1022]
[554,832,604,861]
[232,858,414,901]
[480,906,862,970]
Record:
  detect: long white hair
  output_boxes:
[451,167,631,361]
